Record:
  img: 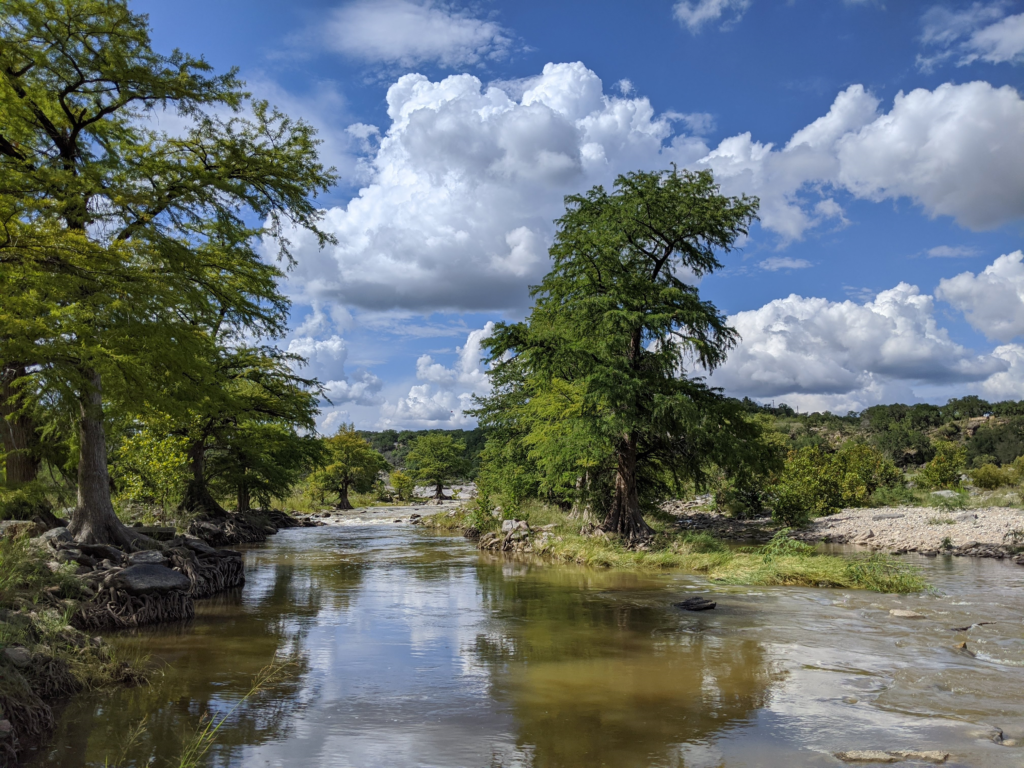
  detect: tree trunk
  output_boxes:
[237,475,251,514]
[1,364,40,485]
[335,482,353,510]
[568,472,595,522]
[180,439,228,518]
[67,369,136,547]
[600,436,653,545]
[432,481,450,501]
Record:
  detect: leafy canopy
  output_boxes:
[477,168,764,538]
[406,433,469,490]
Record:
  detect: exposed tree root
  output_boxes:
[72,588,195,632]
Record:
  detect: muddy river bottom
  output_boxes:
[26,511,1024,767]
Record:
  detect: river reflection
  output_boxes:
[27,518,1024,768]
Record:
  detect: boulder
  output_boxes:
[110,564,191,595]
[931,490,959,499]
[128,550,168,566]
[2,647,31,668]
[890,609,925,619]
[31,527,74,548]
[501,519,515,533]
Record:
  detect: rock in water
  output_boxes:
[111,564,191,595]
[674,597,716,611]
[835,751,899,763]
[890,751,949,764]
[889,609,925,618]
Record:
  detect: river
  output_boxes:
[27,509,1024,767]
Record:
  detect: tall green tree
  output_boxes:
[0,0,334,545]
[313,425,389,510]
[406,432,469,501]
[479,169,760,543]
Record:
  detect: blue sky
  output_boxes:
[136,0,1024,429]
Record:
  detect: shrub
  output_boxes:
[0,481,52,521]
[770,444,904,525]
[970,463,1010,490]
[918,440,967,489]
[389,470,416,502]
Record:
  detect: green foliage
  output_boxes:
[0,0,335,540]
[771,443,903,526]
[389,470,416,502]
[967,417,1024,466]
[917,440,967,489]
[110,426,189,507]
[0,480,51,521]
[476,168,763,539]
[759,530,815,562]
[970,462,1011,490]
[359,428,487,478]
[405,433,469,495]
[943,395,990,420]
[312,425,389,509]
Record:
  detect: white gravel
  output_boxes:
[802,505,1024,551]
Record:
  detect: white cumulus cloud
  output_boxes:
[835,81,1024,230]
[315,0,512,67]
[935,250,1024,342]
[280,67,1024,317]
[287,334,383,406]
[710,282,1008,411]
[380,323,493,428]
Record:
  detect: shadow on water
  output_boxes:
[25,522,1024,768]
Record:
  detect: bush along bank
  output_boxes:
[0,507,313,765]
[416,506,927,594]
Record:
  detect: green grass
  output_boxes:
[420,504,928,594]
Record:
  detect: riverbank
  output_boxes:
[0,508,316,765]
[795,505,1024,560]
[415,506,928,593]
[0,537,147,766]
[661,502,1024,562]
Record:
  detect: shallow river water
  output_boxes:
[27,511,1024,768]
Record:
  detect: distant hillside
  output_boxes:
[356,428,488,479]
[742,395,1024,468]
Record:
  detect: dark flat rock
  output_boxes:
[111,564,190,595]
[674,597,717,611]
